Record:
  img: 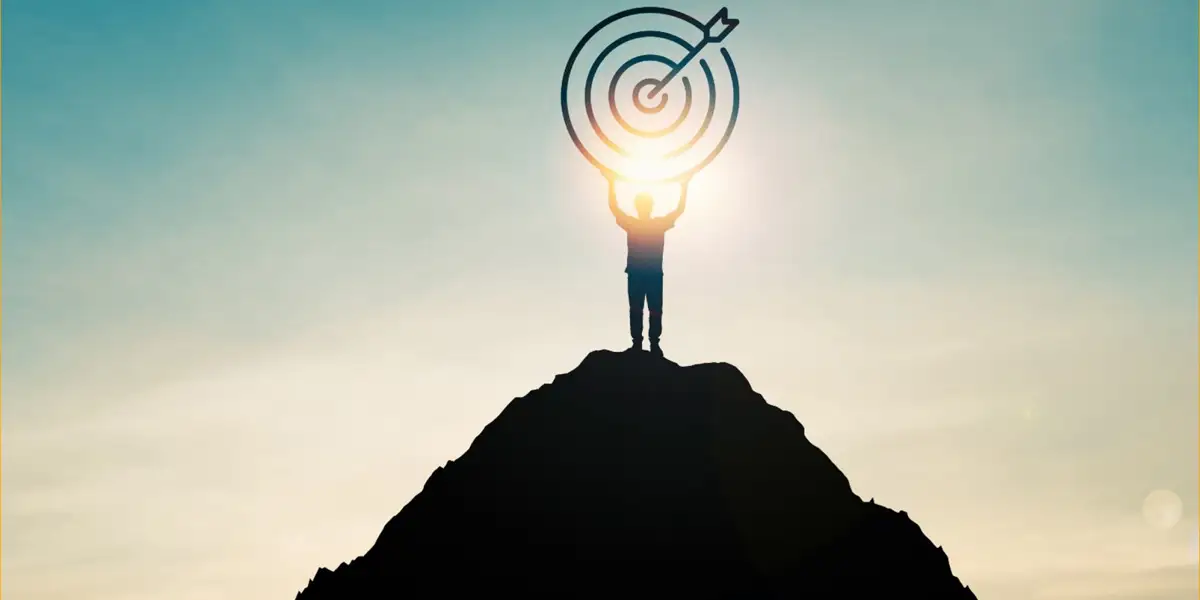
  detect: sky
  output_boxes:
[3,1,1197,598]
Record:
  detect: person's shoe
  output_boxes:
[627,339,644,352]
[649,342,663,357]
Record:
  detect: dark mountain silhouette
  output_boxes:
[296,349,977,599]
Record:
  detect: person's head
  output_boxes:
[634,193,654,219]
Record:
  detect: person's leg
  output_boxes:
[647,273,664,348]
[627,273,645,347]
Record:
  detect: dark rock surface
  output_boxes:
[296,349,977,599]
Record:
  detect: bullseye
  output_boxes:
[632,79,667,114]
[561,6,741,183]
[607,54,693,140]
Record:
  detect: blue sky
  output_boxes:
[4,2,1197,599]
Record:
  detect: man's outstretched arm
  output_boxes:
[609,178,633,227]
[665,179,689,224]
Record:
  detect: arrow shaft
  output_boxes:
[647,40,708,99]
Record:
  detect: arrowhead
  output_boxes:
[704,7,740,44]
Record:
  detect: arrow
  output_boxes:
[646,7,739,100]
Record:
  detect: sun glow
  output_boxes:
[613,150,745,225]
[563,122,757,265]
[619,138,676,182]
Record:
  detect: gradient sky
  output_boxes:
[4,1,1197,598]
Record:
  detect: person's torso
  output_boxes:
[625,219,668,273]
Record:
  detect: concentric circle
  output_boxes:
[607,54,692,139]
[561,7,740,183]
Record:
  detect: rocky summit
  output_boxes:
[296,349,976,599]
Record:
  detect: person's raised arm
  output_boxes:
[665,178,689,223]
[608,177,633,227]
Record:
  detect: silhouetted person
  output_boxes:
[609,178,688,356]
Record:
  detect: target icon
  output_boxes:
[561,7,741,183]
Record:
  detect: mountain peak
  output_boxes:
[297,349,976,599]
